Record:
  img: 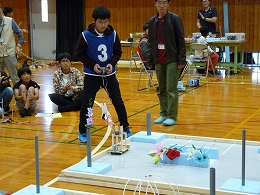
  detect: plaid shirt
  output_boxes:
[53,67,84,100]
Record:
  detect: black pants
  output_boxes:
[49,91,83,111]
[79,74,129,134]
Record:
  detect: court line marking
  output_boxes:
[223,107,260,139]
[220,144,235,155]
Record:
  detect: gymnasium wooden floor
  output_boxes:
[1,61,260,194]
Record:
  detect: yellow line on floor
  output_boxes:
[0,143,61,181]
[223,107,260,138]
[0,123,77,155]
[0,139,34,155]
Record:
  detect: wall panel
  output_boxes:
[85,0,259,58]
[2,0,30,58]
[2,0,259,60]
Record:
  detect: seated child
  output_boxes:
[195,26,219,75]
[137,23,155,70]
[13,67,40,117]
[0,70,14,115]
[48,52,84,112]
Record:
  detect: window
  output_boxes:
[41,0,48,22]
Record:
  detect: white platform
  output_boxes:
[67,162,112,174]
[221,178,260,194]
[131,131,166,143]
[13,185,64,195]
[59,134,260,194]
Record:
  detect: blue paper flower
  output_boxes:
[201,153,209,162]
[194,153,203,163]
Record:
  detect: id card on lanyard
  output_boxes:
[157,18,165,50]
[158,43,165,49]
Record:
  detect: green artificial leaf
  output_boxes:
[148,153,156,157]
[173,147,182,152]
[154,156,160,165]
[192,144,196,149]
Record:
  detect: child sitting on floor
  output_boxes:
[13,67,40,117]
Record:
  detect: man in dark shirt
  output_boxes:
[197,0,218,37]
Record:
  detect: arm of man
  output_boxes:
[197,11,202,28]
[199,8,217,24]
[197,19,201,28]
[12,19,24,44]
[12,18,24,56]
[175,16,186,67]
[205,16,217,23]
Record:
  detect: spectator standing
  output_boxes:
[3,6,28,33]
[196,0,218,37]
[0,4,24,85]
[148,0,186,126]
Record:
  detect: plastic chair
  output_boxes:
[189,43,215,77]
[137,51,157,91]
[129,42,140,73]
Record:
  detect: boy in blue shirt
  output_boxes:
[75,6,132,143]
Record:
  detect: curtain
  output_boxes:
[56,0,84,61]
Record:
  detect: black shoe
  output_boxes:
[58,106,69,112]
[25,109,32,116]
[20,108,27,117]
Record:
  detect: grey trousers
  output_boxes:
[0,54,20,85]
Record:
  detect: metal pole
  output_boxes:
[223,2,230,62]
[34,136,40,193]
[242,129,246,186]
[147,113,151,135]
[210,167,216,195]
[12,103,14,121]
[87,129,92,167]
